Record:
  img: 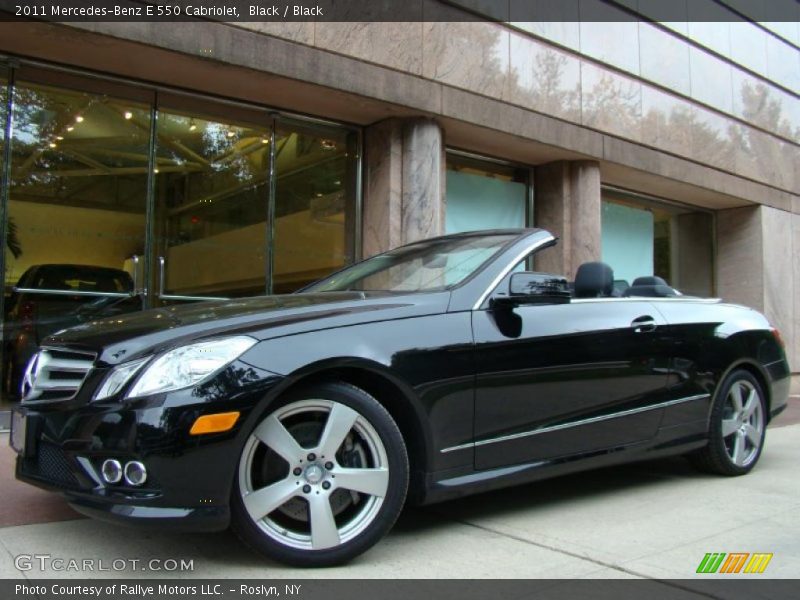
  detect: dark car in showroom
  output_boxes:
[3,264,139,399]
[10,229,790,566]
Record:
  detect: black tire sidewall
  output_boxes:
[231,381,409,567]
[708,369,767,475]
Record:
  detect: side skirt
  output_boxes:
[417,421,708,506]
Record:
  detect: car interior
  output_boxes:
[565,261,682,299]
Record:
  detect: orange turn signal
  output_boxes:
[189,411,240,435]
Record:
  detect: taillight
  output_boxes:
[772,328,785,349]
[18,301,35,333]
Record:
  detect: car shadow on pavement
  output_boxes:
[406,456,706,528]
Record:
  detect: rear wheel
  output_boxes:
[690,369,766,476]
[231,382,408,566]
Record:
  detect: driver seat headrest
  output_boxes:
[574,262,614,298]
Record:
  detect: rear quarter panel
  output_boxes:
[651,300,790,425]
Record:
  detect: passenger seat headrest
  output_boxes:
[574,262,614,298]
[631,276,668,287]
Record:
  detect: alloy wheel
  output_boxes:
[721,380,764,468]
[238,399,390,551]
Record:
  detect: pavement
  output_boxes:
[0,401,798,580]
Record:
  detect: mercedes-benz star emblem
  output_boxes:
[21,352,47,401]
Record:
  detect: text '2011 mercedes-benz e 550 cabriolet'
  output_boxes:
[10,229,791,566]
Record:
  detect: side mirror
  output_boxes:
[493,272,571,307]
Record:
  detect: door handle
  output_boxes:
[632,315,657,333]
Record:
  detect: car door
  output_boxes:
[472,298,673,470]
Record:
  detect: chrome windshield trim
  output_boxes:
[440,394,710,454]
[471,234,556,311]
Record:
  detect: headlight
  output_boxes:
[94,357,149,401]
[125,336,257,398]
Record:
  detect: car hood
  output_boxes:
[44,291,450,365]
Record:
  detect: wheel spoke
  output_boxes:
[743,423,761,447]
[253,414,304,464]
[334,467,389,498]
[243,478,299,522]
[729,383,744,414]
[732,430,746,465]
[721,418,739,438]
[308,494,340,550]
[316,403,359,459]
[742,390,759,420]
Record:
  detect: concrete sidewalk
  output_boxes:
[0,423,798,580]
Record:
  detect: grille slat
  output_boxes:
[21,347,95,404]
[45,358,93,372]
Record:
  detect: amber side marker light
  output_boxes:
[190,411,240,435]
[772,328,785,349]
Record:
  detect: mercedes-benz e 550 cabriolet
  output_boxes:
[10,229,790,566]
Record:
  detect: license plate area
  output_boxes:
[10,409,37,457]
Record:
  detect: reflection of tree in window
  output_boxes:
[10,85,150,214]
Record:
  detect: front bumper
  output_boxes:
[13,361,282,531]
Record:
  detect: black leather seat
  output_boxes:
[574,262,614,298]
[623,275,678,297]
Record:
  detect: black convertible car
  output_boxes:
[10,229,790,566]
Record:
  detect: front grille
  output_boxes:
[21,347,95,404]
[22,442,81,489]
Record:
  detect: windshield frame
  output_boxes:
[299,231,526,295]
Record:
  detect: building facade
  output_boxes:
[0,1,799,406]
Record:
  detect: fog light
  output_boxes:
[101,459,122,484]
[124,461,147,486]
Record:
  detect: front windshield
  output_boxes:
[305,234,517,293]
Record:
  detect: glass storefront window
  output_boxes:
[601,189,714,297]
[0,65,361,404]
[0,68,9,407]
[2,74,150,399]
[273,120,357,294]
[154,102,358,300]
[1,66,9,266]
[154,99,271,300]
[445,153,529,234]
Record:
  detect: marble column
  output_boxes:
[534,160,602,279]
[670,212,714,297]
[568,161,602,272]
[717,205,797,371]
[363,117,445,257]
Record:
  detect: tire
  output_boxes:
[231,381,409,567]
[689,369,767,476]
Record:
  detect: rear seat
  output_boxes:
[622,276,678,297]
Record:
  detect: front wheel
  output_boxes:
[689,369,767,476]
[231,382,408,567]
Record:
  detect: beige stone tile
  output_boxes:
[580,62,642,142]
[233,22,314,45]
[506,32,581,121]
[762,207,795,371]
[641,86,695,157]
[315,23,423,75]
[422,11,509,99]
